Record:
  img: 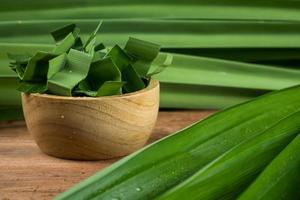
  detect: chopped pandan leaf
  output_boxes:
[7,53,31,64]
[82,57,121,91]
[73,37,84,51]
[6,21,164,99]
[73,90,97,97]
[125,37,161,61]
[147,53,173,77]
[7,53,32,78]
[94,43,105,51]
[122,64,145,93]
[107,45,133,71]
[106,45,145,92]
[84,37,96,55]
[48,49,93,96]
[52,33,76,54]
[48,53,67,79]
[51,23,83,53]
[130,60,152,78]
[74,81,124,97]
[22,51,56,82]
[74,57,122,96]
[92,44,107,62]
[96,81,125,96]
[125,37,161,77]
[13,63,26,79]
[17,81,47,93]
[84,21,102,53]
[51,23,78,42]
[92,51,106,62]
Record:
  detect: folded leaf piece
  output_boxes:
[107,45,132,71]
[83,57,121,90]
[21,51,55,82]
[53,33,76,54]
[48,49,93,96]
[107,45,145,93]
[74,57,122,97]
[147,53,173,77]
[96,81,125,96]
[48,53,66,79]
[84,21,102,53]
[122,64,145,93]
[17,82,47,93]
[8,51,56,94]
[51,23,79,42]
[125,37,161,77]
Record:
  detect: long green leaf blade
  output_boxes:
[238,133,300,200]
[157,112,300,200]
[1,1,300,21]
[1,19,300,48]
[48,49,93,96]
[55,85,300,200]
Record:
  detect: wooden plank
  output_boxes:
[0,110,214,200]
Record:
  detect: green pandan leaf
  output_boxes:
[75,81,124,97]
[92,51,106,62]
[51,23,78,42]
[84,37,96,54]
[48,53,67,79]
[51,23,83,52]
[7,22,165,99]
[10,62,26,79]
[22,51,56,82]
[147,53,173,77]
[122,64,145,93]
[106,45,145,92]
[81,57,121,91]
[48,49,93,96]
[125,37,160,61]
[125,37,161,77]
[55,85,300,200]
[7,53,31,64]
[96,81,125,96]
[94,43,105,51]
[84,21,102,53]
[131,60,152,78]
[52,33,76,54]
[17,81,47,93]
[238,132,300,200]
[107,45,133,71]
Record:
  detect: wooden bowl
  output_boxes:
[22,80,159,160]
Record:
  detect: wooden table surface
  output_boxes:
[0,110,214,200]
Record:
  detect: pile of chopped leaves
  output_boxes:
[8,21,172,97]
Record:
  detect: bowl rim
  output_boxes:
[23,79,159,100]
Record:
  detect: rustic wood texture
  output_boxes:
[22,80,159,160]
[0,110,215,200]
